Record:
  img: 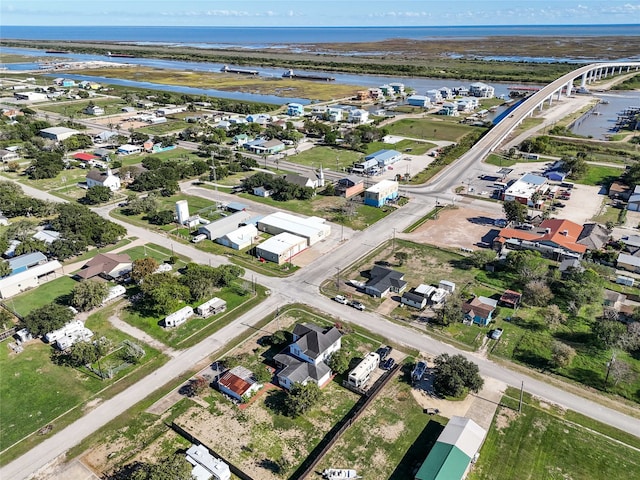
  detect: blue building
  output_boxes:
[407,95,431,107]
[365,149,402,167]
[364,180,399,208]
[461,296,497,326]
[286,103,305,116]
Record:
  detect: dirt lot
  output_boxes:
[402,206,499,250]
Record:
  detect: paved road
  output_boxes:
[3,63,640,479]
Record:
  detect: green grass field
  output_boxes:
[136,120,189,135]
[7,276,77,317]
[364,138,436,156]
[469,389,640,480]
[285,146,362,171]
[37,98,126,118]
[577,164,623,187]
[0,306,165,461]
[385,117,483,142]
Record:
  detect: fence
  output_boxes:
[291,362,401,480]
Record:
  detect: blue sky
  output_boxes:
[2,1,639,26]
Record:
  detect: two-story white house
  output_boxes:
[274,323,342,390]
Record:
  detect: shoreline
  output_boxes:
[3,37,640,83]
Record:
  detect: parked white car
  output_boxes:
[334,295,348,305]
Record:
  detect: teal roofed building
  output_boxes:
[415,416,486,480]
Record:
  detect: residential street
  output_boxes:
[3,63,640,479]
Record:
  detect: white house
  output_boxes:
[185,444,231,480]
[86,168,121,191]
[348,108,369,124]
[164,306,194,328]
[426,89,443,103]
[469,82,495,98]
[117,144,142,156]
[274,323,342,390]
[252,186,272,197]
[83,104,105,115]
[439,87,454,100]
[401,291,427,309]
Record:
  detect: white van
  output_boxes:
[191,234,207,243]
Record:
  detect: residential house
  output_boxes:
[233,134,250,147]
[499,290,522,308]
[469,82,495,98]
[364,179,399,207]
[348,108,369,124]
[368,88,384,100]
[401,291,427,309]
[577,223,610,250]
[83,104,104,115]
[389,82,405,95]
[494,218,587,260]
[252,186,272,197]
[217,366,261,402]
[335,175,365,198]
[117,144,142,156]
[425,89,443,103]
[14,91,48,101]
[244,138,285,155]
[603,289,627,311]
[502,173,548,207]
[327,107,343,122]
[439,87,454,100]
[94,131,118,143]
[185,444,231,480]
[559,257,584,274]
[246,113,271,124]
[33,229,60,245]
[76,253,132,280]
[407,95,431,108]
[86,168,121,191]
[609,180,631,201]
[545,160,569,182]
[438,102,459,116]
[74,152,99,163]
[286,103,305,116]
[364,265,407,298]
[462,296,498,326]
[379,84,395,97]
[622,234,640,254]
[617,253,640,273]
[7,252,48,274]
[628,185,640,211]
[274,323,342,390]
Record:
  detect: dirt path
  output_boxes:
[107,305,178,358]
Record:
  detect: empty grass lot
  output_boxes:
[285,146,362,171]
[577,164,624,187]
[0,307,165,464]
[385,117,484,142]
[7,276,77,317]
[37,98,126,118]
[469,389,640,480]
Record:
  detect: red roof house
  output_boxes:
[73,152,99,162]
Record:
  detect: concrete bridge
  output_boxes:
[482,62,640,155]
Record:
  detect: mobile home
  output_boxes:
[347,352,380,389]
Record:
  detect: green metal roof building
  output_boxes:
[415,417,487,480]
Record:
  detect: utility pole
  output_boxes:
[335,267,341,291]
[392,228,396,253]
[604,351,617,387]
[518,381,524,413]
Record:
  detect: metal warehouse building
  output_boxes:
[257,212,330,246]
[415,416,486,480]
[255,232,307,264]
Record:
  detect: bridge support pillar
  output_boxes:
[547,96,553,106]
[566,81,573,96]
[581,74,587,88]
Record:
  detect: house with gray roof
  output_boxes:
[364,265,407,298]
[274,323,342,390]
[617,253,640,273]
[577,223,610,250]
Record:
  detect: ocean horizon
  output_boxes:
[2,24,640,45]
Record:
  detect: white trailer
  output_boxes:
[347,352,380,388]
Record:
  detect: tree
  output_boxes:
[23,303,74,336]
[542,304,566,329]
[328,349,351,375]
[139,272,190,315]
[14,238,48,256]
[394,251,408,266]
[108,454,193,480]
[434,293,464,326]
[147,210,175,225]
[468,250,496,269]
[619,321,640,353]
[71,280,109,312]
[284,382,322,417]
[505,250,547,283]
[592,320,626,349]
[253,365,272,384]
[268,329,289,346]
[503,200,527,223]
[83,186,113,205]
[433,353,484,398]
[609,359,636,387]
[131,257,160,283]
[551,341,576,368]
[523,280,553,307]
[0,260,12,278]
[28,151,65,179]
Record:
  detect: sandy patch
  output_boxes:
[494,408,519,433]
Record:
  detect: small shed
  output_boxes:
[439,280,456,293]
[217,365,261,402]
[499,290,522,308]
[402,291,427,309]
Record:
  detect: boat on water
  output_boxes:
[45,50,70,54]
[283,69,335,82]
[322,469,361,479]
[106,51,135,58]
[220,64,259,75]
